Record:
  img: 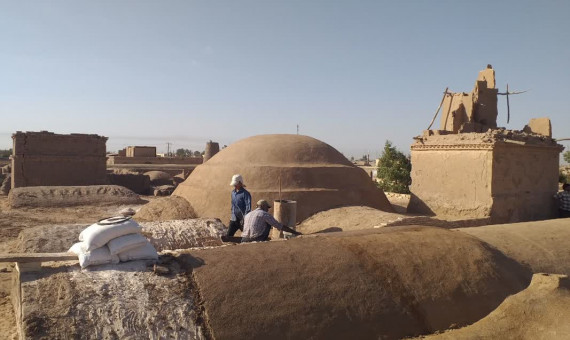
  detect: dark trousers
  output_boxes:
[560,209,570,218]
[227,219,243,236]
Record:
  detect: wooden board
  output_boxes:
[0,252,78,263]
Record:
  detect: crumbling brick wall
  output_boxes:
[11,131,108,188]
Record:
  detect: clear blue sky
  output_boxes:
[1,0,569,159]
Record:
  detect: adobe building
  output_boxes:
[11,131,108,188]
[126,146,156,158]
[174,134,393,222]
[108,146,202,166]
[408,67,564,223]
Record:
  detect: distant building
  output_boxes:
[126,146,156,158]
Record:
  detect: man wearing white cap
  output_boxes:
[227,174,252,237]
[241,199,302,243]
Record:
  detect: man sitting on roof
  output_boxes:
[241,200,302,243]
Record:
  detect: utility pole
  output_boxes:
[166,142,172,157]
[296,124,299,135]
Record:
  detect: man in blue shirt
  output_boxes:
[227,174,252,236]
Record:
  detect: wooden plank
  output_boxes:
[0,253,78,263]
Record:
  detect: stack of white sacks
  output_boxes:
[68,216,158,268]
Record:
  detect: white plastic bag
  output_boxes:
[68,242,88,255]
[118,242,158,262]
[107,233,148,255]
[80,216,142,251]
[78,245,120,269]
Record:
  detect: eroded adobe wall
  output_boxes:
[408,146,494,218]
[11,131,108,188]
[490,143,560,222]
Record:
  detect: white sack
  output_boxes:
[68,242,88,255]
[107,233,148,255]
[118,242,158,262]
[78,245,120,269]
[80,217,142,251]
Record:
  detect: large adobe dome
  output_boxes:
[173,134,393,222]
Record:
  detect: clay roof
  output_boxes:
[174,134,393,222]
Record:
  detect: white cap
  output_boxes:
[230,174,244,186]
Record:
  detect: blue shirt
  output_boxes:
[231,188,251,221]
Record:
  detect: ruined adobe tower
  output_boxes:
[408,67,563,223]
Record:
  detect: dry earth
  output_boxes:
[188,226,531,339]
[1,192,569,339]
[297,205,492,234]
[0,195,152,340]
[17,256,205,339]
[135,196,197,221]
[459,218,570,275]
[421,273,570,339]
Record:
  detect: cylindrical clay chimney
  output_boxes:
[271,200,297,239]
[203,141,220,162]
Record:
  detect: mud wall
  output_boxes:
[107,156,202,165]
[11,131,108,188]
[409,141,561,223]
[408,147,494,218]
[490,143,560,222]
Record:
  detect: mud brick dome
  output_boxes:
[173,134,393,222]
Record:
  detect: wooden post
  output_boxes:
[506,83,510,124]
[427,87,449,130]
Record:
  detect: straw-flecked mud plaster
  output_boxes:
[174,134,393,222]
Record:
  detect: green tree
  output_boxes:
[193,151,202,157]
[0,149,12,158]
[564,151,570,164]
[175,148,192,157]
[376,141,411,194]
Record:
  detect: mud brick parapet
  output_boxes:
[11,131,108,188]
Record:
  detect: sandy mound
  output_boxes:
[459,218,570,275]
[297,206,490,234]
[423,273,570,339]
[8,185,142,208]
[135,196,196,221]
[189,226,531,339]
[297,206,406,233]
[16,256,206,339]
[17,219,225,253]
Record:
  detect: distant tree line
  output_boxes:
[175,148,203,158]
[0,149,12,158]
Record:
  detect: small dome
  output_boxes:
[144,171,173,186]
[174,134,393,222]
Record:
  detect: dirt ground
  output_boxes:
[0,195,152,340]
[1,191,568,339]
[421,273,570,339]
